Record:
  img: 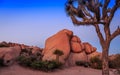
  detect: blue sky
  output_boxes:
[0,0,120,54]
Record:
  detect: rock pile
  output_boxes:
[42,29,97,66]
[0,29,99,66]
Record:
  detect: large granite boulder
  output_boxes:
[83,42,96,54]
[71,35,84,53]
[0,46,21,66]
[42,29,73,63]
[71,35,81,43]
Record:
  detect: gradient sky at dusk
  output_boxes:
[0,0,120,54]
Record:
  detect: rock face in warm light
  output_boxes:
[71,36,84,53]
[83,42,96,54]
[71,35,81,43]
[42,29,97,64]
[0,29,98,66]
[0,41,43,66]
[0,46,21,66]
[42,29,73,63]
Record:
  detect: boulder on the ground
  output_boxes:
[71,35,81,43]
[70,35,84,53]
[83,42,96,54]
[0,46,21,66]
[42,29,73,63]
[71,42,84,53]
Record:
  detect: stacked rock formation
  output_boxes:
[0,29,99,66]
[42,29,97,65]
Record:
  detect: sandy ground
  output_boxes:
[0,64,115,75]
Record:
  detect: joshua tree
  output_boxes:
[53,49,64,64]
[65,0,120,75]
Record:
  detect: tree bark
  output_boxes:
[102,44,110,75]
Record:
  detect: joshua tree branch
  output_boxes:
[110,26,120,41]
[104,25,111,42]
[70,14,105,25]
[108,5,119,24]
[102,0,110,19]
[94,24,105,46]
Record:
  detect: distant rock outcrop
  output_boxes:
[0,46,21,66]
[0,41,42,66]
[0,41,9,47]
[42,29,97,65]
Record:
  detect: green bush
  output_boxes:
[17,56,32,67]
[109,54,120,68]
[90,56,102,69]
[31,60,62,71]
[17,55,62,72]
[76,61,90,67]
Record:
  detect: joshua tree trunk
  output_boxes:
[96,23,111,75]
[102,46,109,75]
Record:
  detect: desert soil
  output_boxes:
[0,64,115,75]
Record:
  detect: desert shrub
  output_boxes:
[17,55,32,67]
[17,54,62,72]
[90,56,102,69]
[31,60,62,72]
[76,61,90,67]
[109,54,120,68]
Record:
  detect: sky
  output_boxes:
[0,0,120,54]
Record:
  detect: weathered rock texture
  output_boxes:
[66,51,88,66]
[0,46,21,65]
[0,41,42,66]
[42,29,97,65]
[71,35,84,53]
[83,42,97,54]
[42,29,73,63]
[0,29,98,66]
